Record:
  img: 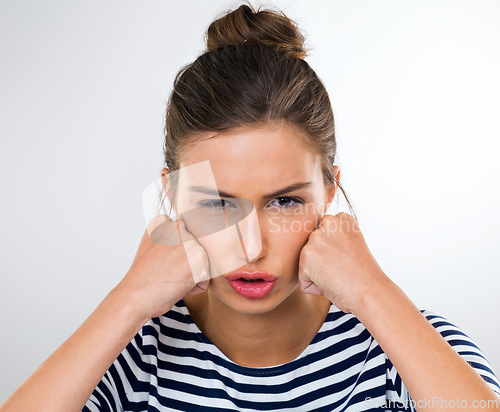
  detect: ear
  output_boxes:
[160,167,175,209]
[324,166,340,214]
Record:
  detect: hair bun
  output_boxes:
[205,3,307,59]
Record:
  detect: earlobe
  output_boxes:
[334,165,341,187]
[323,166,340,215]
[325,191,335,215]
[161,168,169,193]
[332,166,340,201]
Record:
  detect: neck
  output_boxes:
[184,287,331,368]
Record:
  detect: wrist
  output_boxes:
[103,283,151,327]
[111,273,182,322]
[349,269,396,320]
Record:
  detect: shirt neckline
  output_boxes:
[176,298,336,376]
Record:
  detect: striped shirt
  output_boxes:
[83,299,500,411]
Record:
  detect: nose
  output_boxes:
[235,206,267,263]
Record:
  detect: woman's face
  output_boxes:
[162,122,339,314]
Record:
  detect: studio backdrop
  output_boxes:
[1,0,499,402]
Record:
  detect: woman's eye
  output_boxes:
[198,199,235,209]
[268,196,303,209]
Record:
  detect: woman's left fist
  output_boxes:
[298,212,387,314]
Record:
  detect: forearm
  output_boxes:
[0,285,165,412]
[353,270,500,411]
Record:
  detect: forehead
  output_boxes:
[179,123,321,189]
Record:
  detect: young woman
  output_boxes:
[2,4,499,412]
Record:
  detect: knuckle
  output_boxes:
[301,244,315,259]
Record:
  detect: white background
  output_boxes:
[1,0,499,402]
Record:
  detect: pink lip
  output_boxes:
[225,271,278,281]
[225,271,277,299]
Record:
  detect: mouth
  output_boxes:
[225,271,278,282]
[225,271,277,298]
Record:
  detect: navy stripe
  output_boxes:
[456,349,488,362]
[444,338,481,352]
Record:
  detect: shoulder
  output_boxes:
[326,305,500,403]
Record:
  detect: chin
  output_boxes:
[216,288,281,314]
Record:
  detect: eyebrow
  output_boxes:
[188,182,313,199]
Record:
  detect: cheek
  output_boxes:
[267,214,315,254]
[268,206,318,237]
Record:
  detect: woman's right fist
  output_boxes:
[116,215,211,320]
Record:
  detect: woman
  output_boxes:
[2,3,499,411]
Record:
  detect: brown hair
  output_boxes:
[161,2,357,220]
